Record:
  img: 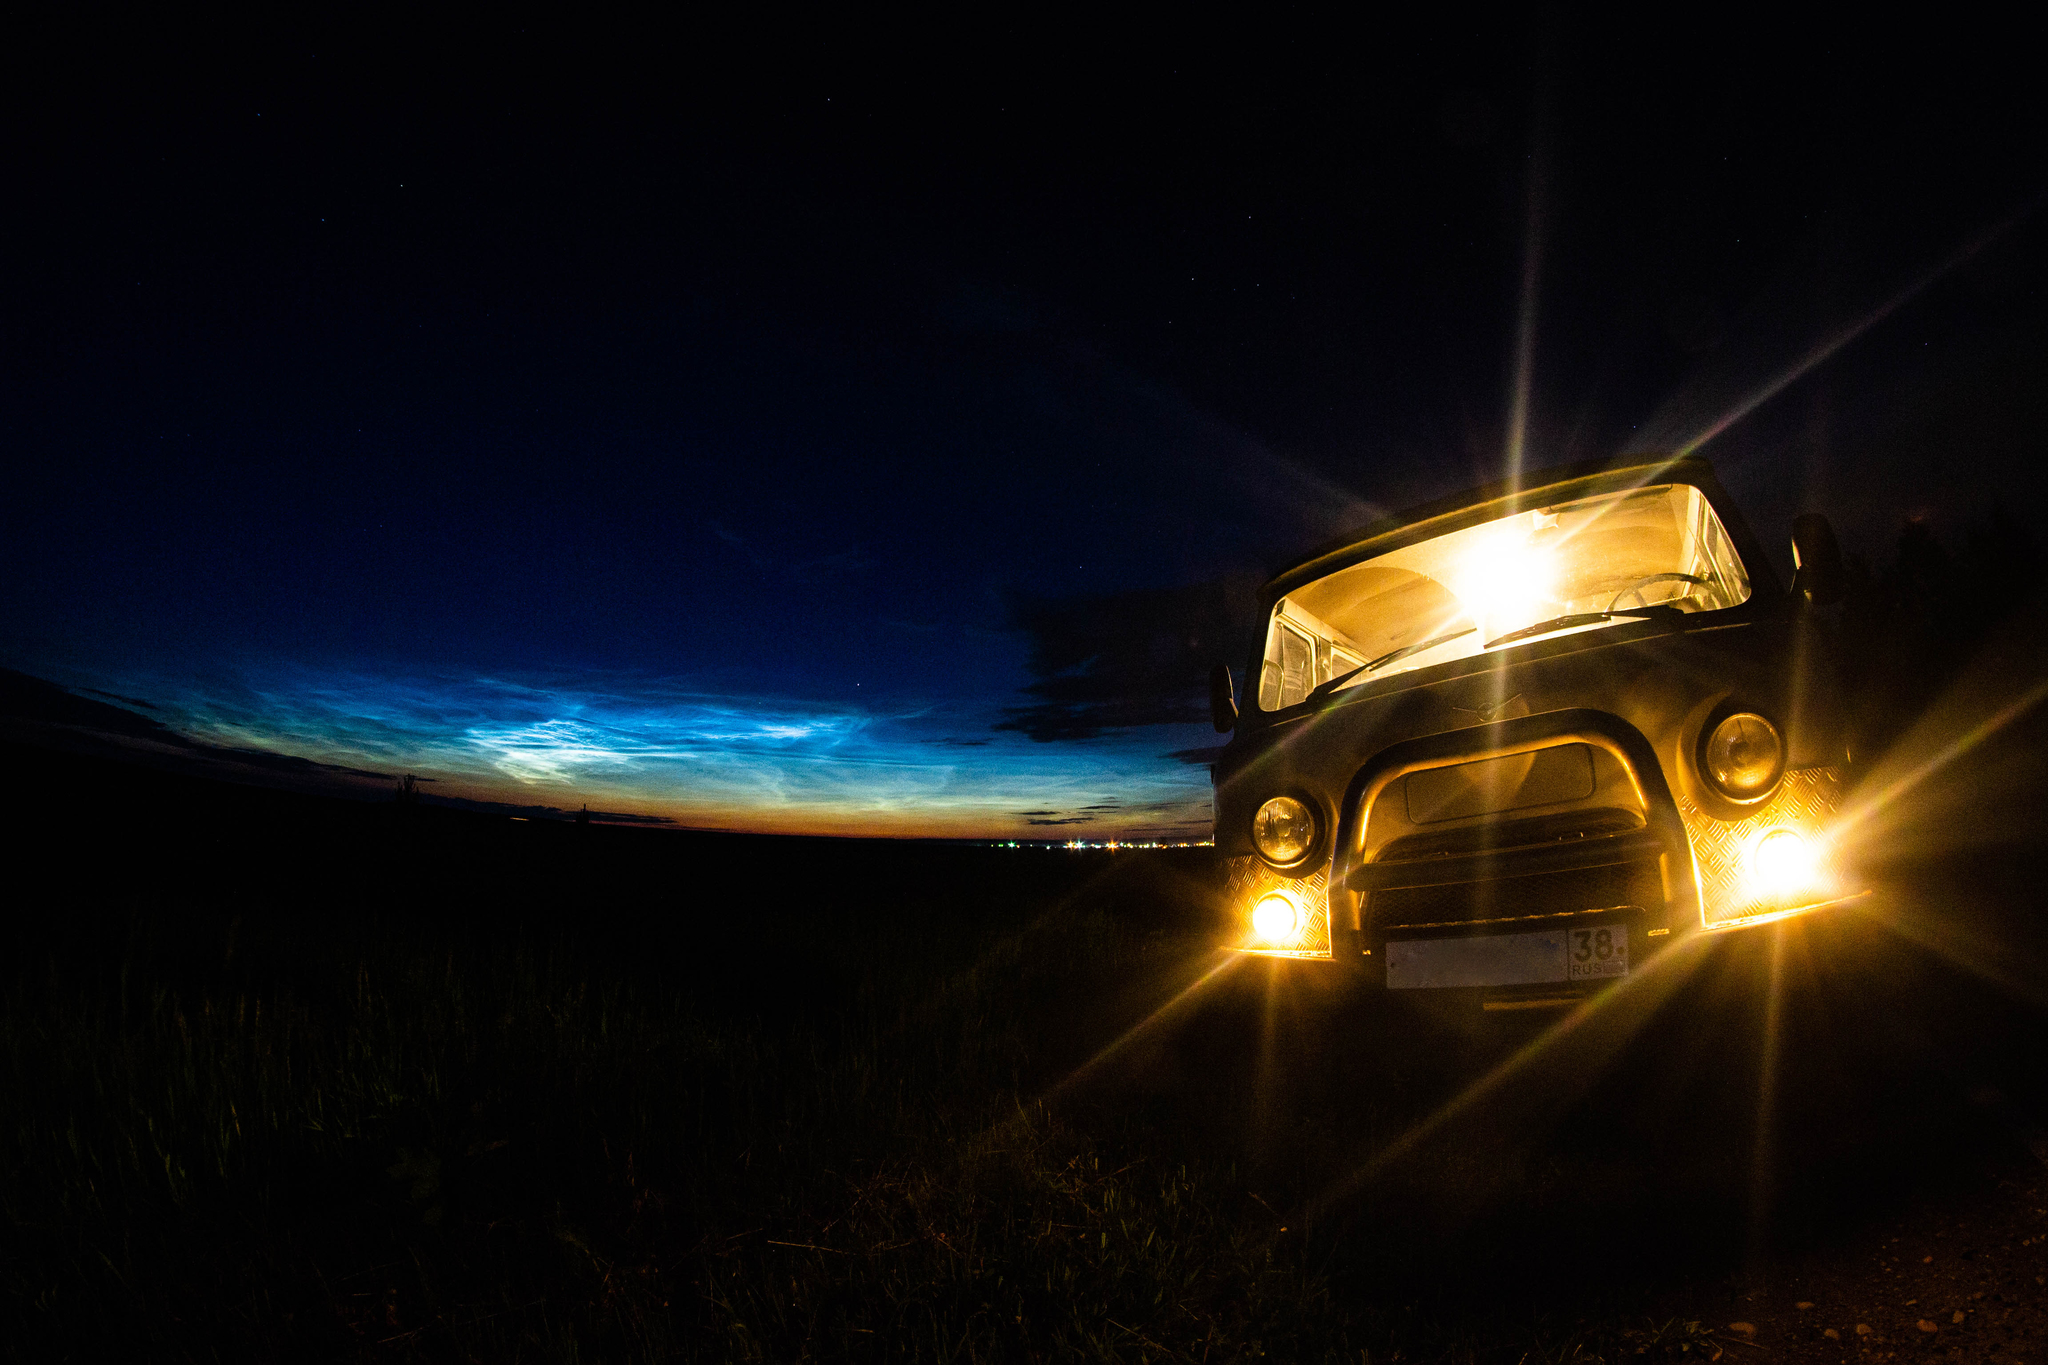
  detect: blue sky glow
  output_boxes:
[64,660,1216,838]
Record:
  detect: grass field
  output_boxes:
[5,742,2048,1362]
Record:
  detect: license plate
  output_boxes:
[1566,924,1629,980]
[1386,924,1628,989]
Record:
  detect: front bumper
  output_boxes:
[1227,710,1862,969]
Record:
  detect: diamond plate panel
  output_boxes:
[1223,854,1333,957]
[1677,765,1845,924]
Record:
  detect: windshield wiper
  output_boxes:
[1303,608,1683,703]
[1484,605,1682,650]
[1307,627,1477,701]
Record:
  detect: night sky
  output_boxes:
[5,15,2042,837]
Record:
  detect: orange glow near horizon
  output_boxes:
[36,664,1221,842]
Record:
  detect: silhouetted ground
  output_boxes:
[3,739,2047,1361]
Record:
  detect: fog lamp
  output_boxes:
[1749,828,1817,897]
[1251,891,1301,943]
[1252,796,1314,864]
[1703,712,1785,802]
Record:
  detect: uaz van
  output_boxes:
[1207,456,1864,1009]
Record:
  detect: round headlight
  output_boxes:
[1702,711,1785,802]
[1750,828,1816,895]
[1252,796,1315,864]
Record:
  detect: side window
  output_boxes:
[1259,619,1316,710]
[1253,613,1318,712]
[1260,606,1368,711]
[1684,488,1753,610]
[1281,626,1312,705]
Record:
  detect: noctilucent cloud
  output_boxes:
[63,659,1219,839]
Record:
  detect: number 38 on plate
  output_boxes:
[1568,926,1628,979]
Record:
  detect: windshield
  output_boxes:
[1256,483,1752,711]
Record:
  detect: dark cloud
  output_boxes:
[217,749,396,782]
[929,737,992,747]
[1025,816,1094,825]
[423,794,677,825]
[1080,803,1122,810]
[0,669,403,797]
[1165,745,1227,766]
[1,668,187,746]
[1014,809,1064,817]
[84,688,161,711]
[994,574,1264,742]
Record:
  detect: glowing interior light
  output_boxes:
[1749,827,1819,898]
[1452,522,1556,637]
[1251,891,1301,943]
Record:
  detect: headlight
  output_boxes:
[1750,828,1814,891]
[1252,796,1315,864]
[1251,891,1301,943]
[1701,712,1785,803]
[1743,826,1830,905]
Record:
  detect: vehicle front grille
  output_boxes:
[1369,858,1661,934]
[1376,806,1645,862]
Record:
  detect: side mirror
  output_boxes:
[1209,662,1239,733]
[1790,513,1844,606]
